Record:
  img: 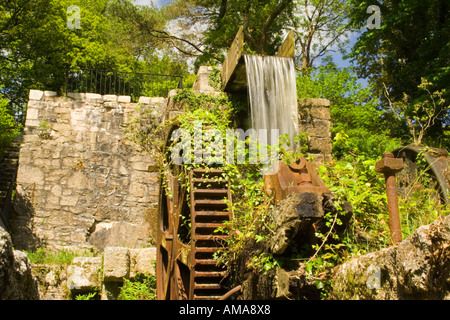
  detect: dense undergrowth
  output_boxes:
[159,85,449,299]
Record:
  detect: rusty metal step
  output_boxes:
[193,188,228,195]
[195,247,221,253]
[195,271,227,277]
[195,259,219,265]
[195,211,229,217]
[194,235,229,241]
[192,168,224,174]
[194,283,222,290]
[194,295,222,300]
[195,222,226,229]
[195,199,227,206]
[192,178,227,184]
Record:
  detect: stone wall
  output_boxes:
[11,90,166,251]
[298,98,332,163]
[11,70,332,253]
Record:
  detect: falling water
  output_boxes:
[244,54,299,150]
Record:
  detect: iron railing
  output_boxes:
[66,69,183,102]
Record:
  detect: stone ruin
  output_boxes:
[2,66,334,299]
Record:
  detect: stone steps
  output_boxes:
[0,134,22,211]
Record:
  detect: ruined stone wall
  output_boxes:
[298,98,332,163]
[11,90,166,251]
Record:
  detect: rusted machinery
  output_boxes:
[156,27,330,300]
[156,125,232,300]
[375,153,404,245]
[264,156,330,202]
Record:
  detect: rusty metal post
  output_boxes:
[375,152,404,245]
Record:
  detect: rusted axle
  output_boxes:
[375,152,404,245]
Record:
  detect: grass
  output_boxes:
[25,247,97,265]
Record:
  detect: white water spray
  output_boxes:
[244,54,299,149]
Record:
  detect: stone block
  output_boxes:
[25,119,39,127]
[67,257,102,293]
[118,95,131,103]
[299,106,331,121]
[103,247,130,282]
[67,171,90,190]
[193,66,217,93]
[89,222,151,252]
[103,95,117,102]
[298,98,330,108]
[130,247,157,277]
[86,93,103,101]
[60,195,79,206]
[44,91,58,98]
[29,90,44,101]
[308,137,332,154]
[299,119,331,138]
[138,96,151,104]
[67,92,85,100]
[17,165,45,186]
[26,107,39,120]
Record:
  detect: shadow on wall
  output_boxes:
[10,185,43,251]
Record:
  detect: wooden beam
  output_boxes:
[221,26,244,90]
[276,30,295,59]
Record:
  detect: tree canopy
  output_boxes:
[347,0,449,146]
[0,0,448,150]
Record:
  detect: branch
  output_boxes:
[383,82,403,123]
[260,0,291,45]
[305,211,338,266]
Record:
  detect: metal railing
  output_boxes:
[66,69,183,102]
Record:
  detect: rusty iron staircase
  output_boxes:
[189,168,231,300]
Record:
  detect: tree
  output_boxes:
[347,0,450,146]
[145,0,296,68]
[289,0,352,74]
[0,0,190,118]
[0,93,21,159]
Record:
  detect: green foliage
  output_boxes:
[118,273,157,300]
[347,0,449,146]
[25,247,96,265]
[291,0,351,71]
[318,157,391,253]
[398,149,450,238]
[37,119,52,140]
[385,77,448,147]
[168,0,295,67]
[0,0,191,111]
[297,60,402,159]
[0,95,21,159]
[74,291,99,300]
[208,66,223,90]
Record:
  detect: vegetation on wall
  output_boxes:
[0,94,21,160]
[0,0,448,300]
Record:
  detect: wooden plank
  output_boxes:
[276,30,295,58]
[221,26,244,89]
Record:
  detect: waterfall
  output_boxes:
[244,54,298,150]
